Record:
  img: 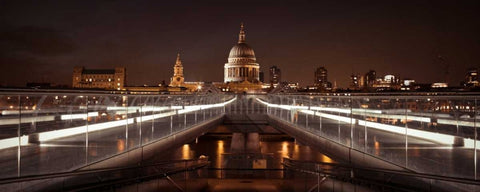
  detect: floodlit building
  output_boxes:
[72,67,126,90]
[168,53,202,92]
[372,74,401,90]
[224,23,261,83]
[169,53,185,87]
[221,23,262,92]
[432,82,448,88]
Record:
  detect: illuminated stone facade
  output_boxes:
[224,23,260,83]
[169,53,185,87]
[72,67,126,90]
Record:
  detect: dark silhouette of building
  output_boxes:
[259,71,264,83]
[269,66,281,84]
[464,68,479,87]
[314,67,331,90]
[350,74,360,90]
[364,70,376,89]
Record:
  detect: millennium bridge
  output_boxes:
[0,90,479,191]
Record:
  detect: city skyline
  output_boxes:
[0,0,479,88]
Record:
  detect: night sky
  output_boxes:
[0,0,479,88]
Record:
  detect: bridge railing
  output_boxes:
[259,94,480,180]
[0,158,210,192]
[283,158,480,192]
[0,90,234,179]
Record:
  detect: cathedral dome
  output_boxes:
[228,43,255,59]
[224,23,260,83]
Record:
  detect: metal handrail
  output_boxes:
[70,160,209,192]
[0,159,208,185]
[282,158,480,186]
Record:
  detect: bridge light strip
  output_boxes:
[36,97,236,142]
[0,97,236,149]
[257,98,479,148]
[0,112,99,126]
[299,109,355,124]
[60,112,99,120]
[357,120,456,145]
[0,115,55,126]
[258,99,480,126]
[0,98,235,126]
[112,106,173,115]
[310,107,351,114]
[0,136,29,150]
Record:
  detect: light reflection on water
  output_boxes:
[165,136,336,170]
[216,140,224,169]
[182,144,191,159]
[117,139,125,152]
[280,141,289,158]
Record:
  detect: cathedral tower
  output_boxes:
[169,53,185,87]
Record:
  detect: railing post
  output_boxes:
[350,95,353,149]
[364,106,367,153]
[17,95,21,177]
[280,96,283,119]
[475,98,478,180]
[170,114,173,135]
[125,95,129,150]
[306,110,309,129]
[405,98,409,168]
[151,97,155,140]
[139,96,142,147]
[319,98,322,135]
[86,95,89,165]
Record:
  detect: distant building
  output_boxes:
[372,74,401,91]
[224,23,260,83]
[432,82,448,88]
[269,66,281,84]
[286,82,299,89]
[167,53,202,92]
[350,74,360,90]
[401,79,416,91]
[403,79,415,86]
[314,67,331,90]
[169,53,185,87]
[364,70,376,88]
[463,68,479,87]
[259,71,264,83]
[72,67,126,90]
[221,23,262,93]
